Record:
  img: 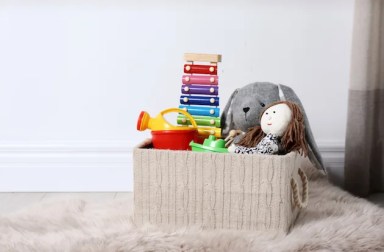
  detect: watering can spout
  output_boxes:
[137,111,151,131]
[137,111,168,131]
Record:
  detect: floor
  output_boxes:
[0,192,383,216]
[0,192,133,215]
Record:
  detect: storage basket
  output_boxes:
[133,140,308,233]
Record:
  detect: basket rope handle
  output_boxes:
[291,168,309,209]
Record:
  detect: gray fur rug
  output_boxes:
[1,165,383,251]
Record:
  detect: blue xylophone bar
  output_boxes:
[180,95,219,106]
[178,105,220,117]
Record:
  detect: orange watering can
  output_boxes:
[137,108,199,150]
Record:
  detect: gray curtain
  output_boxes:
[345,0,384,197]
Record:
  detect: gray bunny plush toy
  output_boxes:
[221,82,325,172]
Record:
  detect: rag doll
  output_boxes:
[221,82,323,171]
[230,101,309,156]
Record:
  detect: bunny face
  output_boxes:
[229,83,280,132]
[260,103,292,137]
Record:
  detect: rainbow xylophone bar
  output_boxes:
[177,115,221,127]
[184,64,217,75]
[179,105,220,117]
[180,95,219,106]
[181,85,218,95]
[197,127,221,138]
[182,75,218,85]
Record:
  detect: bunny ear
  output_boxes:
[220,89,239,137]
[279,84,326,172]
[278,84,287,101]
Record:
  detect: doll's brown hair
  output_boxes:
[237,101,309,156]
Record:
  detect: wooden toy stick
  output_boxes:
[184,53,222,63]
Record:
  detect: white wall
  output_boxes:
[0,0,354,191]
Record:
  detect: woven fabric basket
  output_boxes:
[133,140,308,233]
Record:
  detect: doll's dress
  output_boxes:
[234,133,282,154]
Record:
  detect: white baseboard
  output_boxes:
[0,142,135,192]
[0,141,345,192]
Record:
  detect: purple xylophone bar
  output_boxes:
[181,84,218,95]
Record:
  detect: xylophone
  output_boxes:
[178,53,222,138]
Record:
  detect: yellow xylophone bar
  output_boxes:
[197,127,221,138]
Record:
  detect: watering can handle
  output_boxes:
[160,108,198,128]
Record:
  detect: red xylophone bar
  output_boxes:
[184,64,217,75]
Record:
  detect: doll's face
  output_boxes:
[260,103,292,137]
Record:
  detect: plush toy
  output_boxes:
[232,101,309,156]
[221,82,324,171]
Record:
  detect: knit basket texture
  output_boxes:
[133,144,306,233]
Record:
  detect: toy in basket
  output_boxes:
[190,135,228,153]
[136,108,199,150]
[231,101,309,157]
[178,53,222,139]
[221,82,325,171]
[133,54,310,233]
[136,53,226,152]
